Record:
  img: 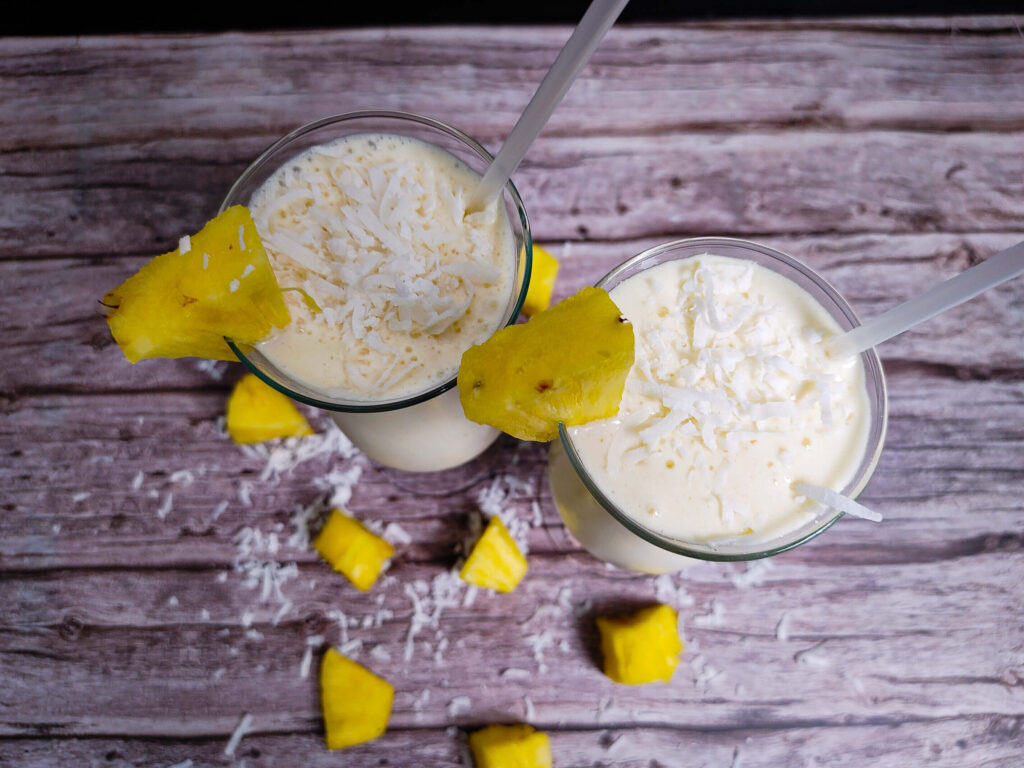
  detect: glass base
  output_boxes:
[331,387,499,472]
[548,440,699,574]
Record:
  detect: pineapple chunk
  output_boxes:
[226,373,314,444]
[314,509,395,591]
[596,604,683,685]
[522,245,560,317]
[460,516,528,593]
[320,648,394,750]
[458,286,634,442]
[469,724,552,768]
[102,205,290,362]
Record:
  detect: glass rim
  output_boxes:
[219,109,533,413]
[559,236,889,562]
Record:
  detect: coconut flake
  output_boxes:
[223,713,253,757]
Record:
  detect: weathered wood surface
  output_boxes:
[2,17,1023,768]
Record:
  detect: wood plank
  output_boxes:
[2,553,1021,736]
[2,716,1023,768]
[2,233,1022,396]
[3,129,1023,261]
[2,366,1022,571]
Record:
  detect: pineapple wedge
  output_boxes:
[314,509,395,591]
[458,286,634,442]
[226,373,313,444]
[102,205,289,362]
[320,648,394,750]
[596,604,683,685]
[469,724,552,768]
[459,516,527,593]
[521,244,559,317]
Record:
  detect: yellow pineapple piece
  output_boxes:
[226,373,314,444]
[459,516,528,593]
[521,245,560,317]
[596,604,683,685]
[102,205,289,362]
[314,509,395,591]
[458,286,634,441]
[469,724,552,768]
[320,648,394,750]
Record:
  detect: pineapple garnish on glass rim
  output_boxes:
[457,286,634,442]
[101,206,290,363]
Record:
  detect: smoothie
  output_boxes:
[223,114,529,472]
[552,243,885,570]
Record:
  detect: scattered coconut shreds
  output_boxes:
[167,760,194,768]
[524,631,555,674]
[730,559,775,589]
[383,522,412,546]
[523,696,536,721]
[413,689,431,712]
[477,474,536,554]
[501,667,531,681]
[156,492,173,520]
[299,644,314,679]
[170,469,195,486]
[210,501,229,521]
[690,653,724,691]
[692,599,725,628]
[131,470,145,491]
[403,570,464,663]
[72,491,91,503]
[224,712,253,758]
[447,696,472,717]
[339,638,363,657]
[195,357,228,381]
[167,595,179,607]
[312,462,364,511]
[237,480,254,507]
[775,611,792,642]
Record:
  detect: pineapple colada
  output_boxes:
[225,113,531,472]
[550,240,886,571]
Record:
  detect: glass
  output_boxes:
[220,111,532,471]
[549,237,888,570]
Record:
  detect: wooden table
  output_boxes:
[3,16,1023,767]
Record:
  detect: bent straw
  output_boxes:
[466,0,631,212]
[827,239,1024,358]
[795,483,883,523]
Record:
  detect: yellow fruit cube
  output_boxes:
[320,648,394,750]
[459,516,528,593]
[596,604,682,685]
[226,373,314,444]
[469,724,552,768]
[458,286,634,442]
[102,205,290,362]
[522,245,560,317]
[314,509,395,591]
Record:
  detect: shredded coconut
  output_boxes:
[223,713,253,757]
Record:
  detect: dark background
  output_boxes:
[9,1,1022,36]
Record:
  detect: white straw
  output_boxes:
[466,0,630,211]
[795,483,883,522]
[827,239,1024,357]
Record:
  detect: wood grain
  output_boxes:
[2,17,1023,768]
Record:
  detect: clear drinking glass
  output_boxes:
[220,111,532,472]
[549,237,888,571]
